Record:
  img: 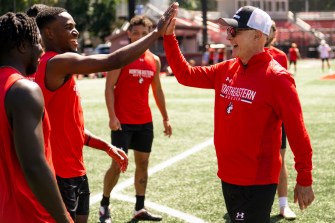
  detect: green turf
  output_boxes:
[78,59,335,222]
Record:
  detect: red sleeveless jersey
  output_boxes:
[114,50,157,124]
[35,52,86,178]
[0,67,56,222]
[289,48,298,61]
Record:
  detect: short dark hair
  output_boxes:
[35,6,66,30]
[0,12,39,54]
[26,4,49,18]
[128,15,153,31]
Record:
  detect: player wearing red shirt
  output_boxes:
[288,43,300,74]
[113,51,158,124]
[36,51,87,178]
[217,48,225,62]
[100,16,172,223]
[164,6,314,222]
[34,5,177,223]
[0,13,71,223]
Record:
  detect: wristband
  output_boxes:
[85,135,110,152]
[84,135,91,146]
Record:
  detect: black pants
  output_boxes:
[221,181,277,223]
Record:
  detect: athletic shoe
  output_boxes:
[132,208,162,221]
[280,206,296,220]
[99,206,112,223]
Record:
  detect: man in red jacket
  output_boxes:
[164,6,314,223]
[265,21,296,220]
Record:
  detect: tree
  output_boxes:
[0,0,118,43]
[55,0,118,42]
[0,0,58,14]
[171,0,216,11]
[89,0,116,41]
[62,0,89,33]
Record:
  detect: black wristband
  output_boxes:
[85,135,91,146]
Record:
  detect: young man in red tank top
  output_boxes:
[100,15,172,223]
[288,42,300,74]
[0,12,71,223]
[33,4,177,223]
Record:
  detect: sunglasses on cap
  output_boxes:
[226,27,255,38]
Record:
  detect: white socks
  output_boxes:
[279,197,288,208]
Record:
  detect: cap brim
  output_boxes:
[217,18,238,27]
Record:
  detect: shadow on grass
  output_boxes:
[271,214,296,222]
[223,213,231,223]
[223,213,292,223]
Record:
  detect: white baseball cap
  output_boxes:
[218,6,272,36]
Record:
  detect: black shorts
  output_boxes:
[321,57,329,62]
[221,181,277,223]
[56,175,90,219]
[111,122,154,154]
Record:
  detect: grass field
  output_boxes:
[78,59,335,223]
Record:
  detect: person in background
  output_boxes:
[208,47,215,65]
[202,44,210,65]
[202,44,215,65]
[0,12,71,223]
[100,15,172,223]
[189,59,196,66]
[33,4,177,223]
[288,42,300,74]
[217,48,225,62]
[164,5,314,223]
[317,39,332,73]
[165,65,174,76]
[265,20,296,220]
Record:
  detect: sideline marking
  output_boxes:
[113,194,206,223]
[90,138,213,222]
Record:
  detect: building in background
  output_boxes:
[106,1,204,70]
[104,0,335,68]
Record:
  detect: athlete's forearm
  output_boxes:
[153,88,169,121]
[84,132,111,152]
[84,131,128,172]
[105,87,117,120]
[24,161,72,223]
[107,31,161,71]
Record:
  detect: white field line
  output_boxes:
[113,194,206,223]
[90,138,213,222]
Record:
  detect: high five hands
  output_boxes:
[156,2,179,36]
